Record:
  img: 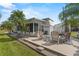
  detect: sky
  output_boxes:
[0,3,66,25]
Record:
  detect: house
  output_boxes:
[14,17,54,40]
[26,18,54,37]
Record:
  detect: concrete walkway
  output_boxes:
[23,37,79,56]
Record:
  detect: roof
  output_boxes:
[42,18,54,22]
[28,17,43,23]
[28,17,40,20]
[28,17,54,22]
[27,17,54,25]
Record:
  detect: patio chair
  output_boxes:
[51,31,60,44]
[64,32,71,40]
[64,32,72,44]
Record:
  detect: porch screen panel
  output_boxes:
[34,23,38,32]
[29,23,33,32]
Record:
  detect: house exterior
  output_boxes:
[26,18,54,38]
[14,18,66,36]
[15,17,54,37]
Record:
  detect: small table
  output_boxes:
[58,34,65,44]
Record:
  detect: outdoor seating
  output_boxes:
[59,33,66,43]
[64,32,72,44]
[51,31,67,44]
[65,32,71,40]
[51,31,60,44]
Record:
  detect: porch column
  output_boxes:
[38,23,39,36]
[33,22,34,35]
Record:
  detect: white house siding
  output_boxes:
[49,20,54,40]
[49,20,54,34]
[44,20,54,35]
[53,23,65,33]
[43,25,50,34]
[43,19,54,41]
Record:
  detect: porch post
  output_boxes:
[33,22,34,35]
[38,23,39,36]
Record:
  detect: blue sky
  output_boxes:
[0,3,66,25]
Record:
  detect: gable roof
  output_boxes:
[42,18,54,22]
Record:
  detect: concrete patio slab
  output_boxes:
[23,37,79,56]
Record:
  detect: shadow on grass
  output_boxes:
[0,38,16,42]
[0,34,16,42]
[0,33,7,36]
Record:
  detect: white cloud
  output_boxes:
[2,9,12,13]
[22,8,44,19]
[0,0,11,3]
[0,3,15,10]
[22,6,53,19]
[22,7,60,25]
[0,3,15,24]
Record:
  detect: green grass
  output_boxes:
[71,32,77,38]
[0,30,40,56]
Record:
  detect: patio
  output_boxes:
[23,37,79,56]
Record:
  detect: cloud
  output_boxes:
[22,6,60,25]
[22,8,44,19]
[22,5,53,19]
[0,3,61,25]
[0,3,15,10]
[0,3,16,23]
[2,9,12,13]
[0,3,15,24]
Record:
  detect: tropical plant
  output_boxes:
[1,20,14,32]
[8,10,27,33]
[59,3,79,32]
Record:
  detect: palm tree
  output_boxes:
[59,3,79,32]
[8,10,27,33]
[17,19,27,34]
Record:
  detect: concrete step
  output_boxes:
[18,39,59,56]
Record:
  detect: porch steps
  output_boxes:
[18,38,62,56]
[18,38,65,56]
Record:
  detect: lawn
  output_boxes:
[0,30,40,56]
[71,32,77,38]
